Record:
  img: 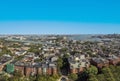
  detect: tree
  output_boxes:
[96,74,105,81]
[28,44,42,54]
[0,75,9,81]
[14,70,24,78]
[63,54,69,59]
[68,73,78,81]
[86,65,98,75]
[88,74,98,81]
[0,46,12,56]
[60,48,68,53]
[29,76,36,81]
[57,57,63,68]
[78,71,88,81]
[52,74,60,79]
[102,67,115,81]
[36,75,58,81]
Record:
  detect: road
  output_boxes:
[58,76,68,81]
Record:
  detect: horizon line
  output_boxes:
[0,33,119,35]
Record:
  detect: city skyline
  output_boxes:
[0,21,120,35]
[0,0,120,34]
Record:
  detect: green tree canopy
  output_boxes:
[68,73,78,81]
[86,65,98,75]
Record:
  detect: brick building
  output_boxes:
[14,65,25,75]
[68,54,90,74]
[91,57,109,68]
[107,55,120,65]
[14,61,58,77]
[25,66,37,77]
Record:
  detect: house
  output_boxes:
[15,51,27,56]
[14,61,58,77]
[14,62,25,75]
[68,54,90,74]
[50,56,58,62]
[49,62,57,75]
[69,61,84,74]
[0,55,13,72]
[107,55,120,65]
[25,66,37,77]
[41,62,58,75]
[91,57,109,68]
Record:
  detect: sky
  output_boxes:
[0,0,120,34]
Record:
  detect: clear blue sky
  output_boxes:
[0,0,120,34]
